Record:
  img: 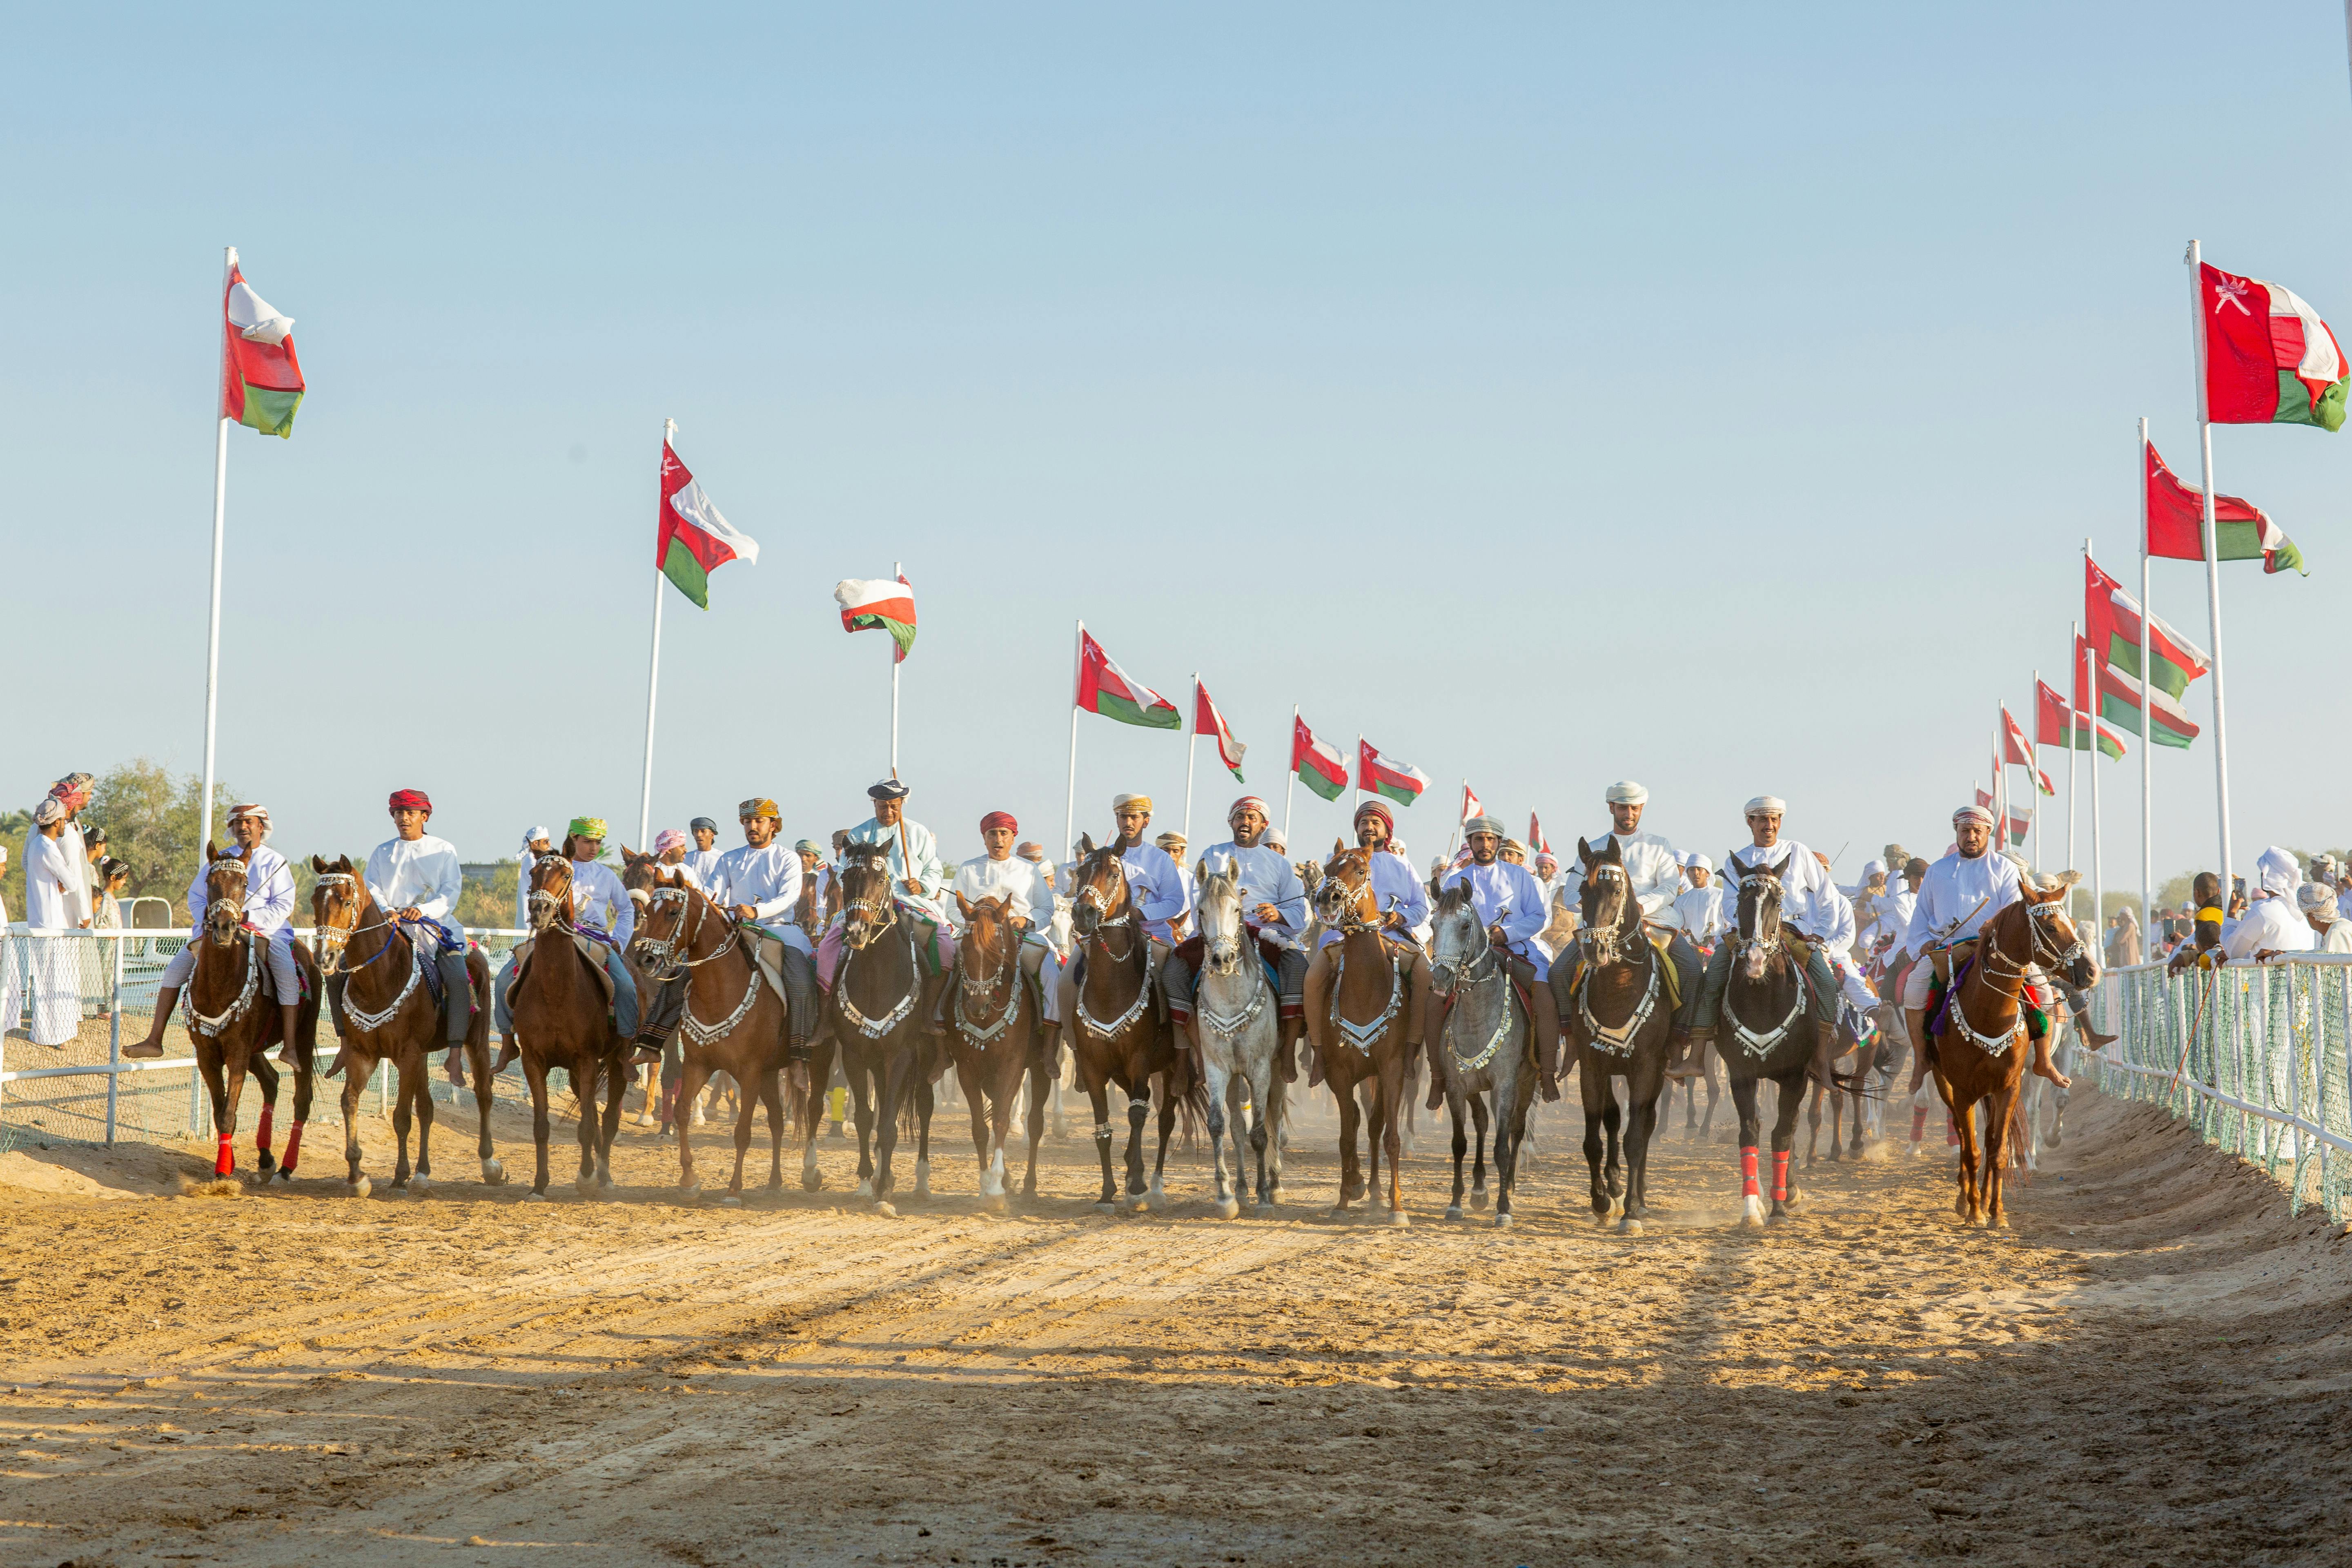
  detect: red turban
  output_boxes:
[388,788,432,814]
[980,811,1018,834]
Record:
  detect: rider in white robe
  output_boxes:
[129,804,301,1058]
[953,809,1064,1041]
[20,804,84,1047]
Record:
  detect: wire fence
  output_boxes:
[0,924,536,1154]
[2085,953,2352,1224]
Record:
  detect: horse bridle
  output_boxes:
[205,858,251,940]
[526,851,575,931]
[633,882,740,980]
[1074,854,1140,961]
[1577,862,1636,963]
[955,909,1020,1040]
[311,871,398,977]
[1977,899,2089,984]
[1200,872,1247,977]
[1733,865,1788,965]
[838,860,901,951]
[1318,855,1381,935]
[1429,898,1501,994]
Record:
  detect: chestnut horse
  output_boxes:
[1715,858,1816,1228]
[1307,844,1410,1223]
[819,844,934,1216]
[1563,835,1675,1234]
[183,848,322,1181]
[946,891,1051,1210]
[310,856,497,1198]
[1065,835,1203,1214]
[630,866,792,1205]
[1929,873,2094,1228]
[508,851,634,1198]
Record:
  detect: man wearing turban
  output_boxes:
[345,790,474,1067]
[817,780,956,1035]
[1552,780,1708,1077]
[1301,797,1430,1087]
[493,816,643,1058]
[684,817,725,889]
[952,810,1065,1054]
[1055,793,1191,1033]
[127,803,301,1060]
[2223,846,2318,963]
[1686,797,1846,1080]
[1165,795,1308,1075]
[697,797,821,1062]
[1439,815,1564,1100]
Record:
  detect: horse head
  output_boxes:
[953,891,1018,994]
[1068,833,1131,940]
[630,865,702,980]
[1426,880,1488,999]
[2016,871,2097,992]
[308,853,369,975]
[525,851,576,935]
[202,842,250,949]
[1731,855,1786,981]
[617,845,664,912]
[1313,840,1376,934]
[1194,857,1248,976]
[838,844,896,951]
[1575,835,1636,962]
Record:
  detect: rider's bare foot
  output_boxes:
[123,1036,166,1059]
[1538,1074,1563,1104]
[2078,1027,2117,1051]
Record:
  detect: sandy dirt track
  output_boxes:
[3,1083,2349,1567]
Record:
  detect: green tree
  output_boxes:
[458,861,520,929]
[83,759,238,922]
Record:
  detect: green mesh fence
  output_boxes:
[2087,957,2352,1223]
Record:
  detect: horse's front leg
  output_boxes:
[1120,1065,1151,1211]
[409,1047,438,1191]
[1022,1058,1051,1198]
[1333,1070,1363,1211]
[1468,1091,1492,1211]
[247,1050,281,1176]
[1984,1080,2020,1229]
[1201,1056,1234,1218]
[1378,1049,1406,1222]
[847,1059,879,1198]
[283,1033,314,1180]
[1149,1077,1178,1212]
[521,1054,552,1198]
[726,1058,759,1203]
[870,1051,904,1213]
[339,1052,375,1196]
[1082,1068,1118,1212]
[1578,1058,1610,1223]
[676,1056,711,1196]
[1445,1094,1470,1219]
[468,1027,503,1185]
[1767,1065,1807,1223]
[597,1052,628,1189]
[387,1051,416,1192]
[1728,1074,1764,1228]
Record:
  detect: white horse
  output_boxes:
[1192,860,1287,1216]
[1426,883,1538,1228]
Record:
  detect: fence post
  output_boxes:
[105,932,122,1147]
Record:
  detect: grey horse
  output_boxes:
[1425,882,1538,1228]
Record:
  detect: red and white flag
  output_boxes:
[1193,679,1247,782]
[662,439,760,610]
[2000,706,2054,795]
[1528,813,1552,855]
[1356,740,1429,807]
[220,250,305,438]
[1291,714,1348,802]
[1460,782,1483,824]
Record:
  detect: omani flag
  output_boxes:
[219,252,305,438]
[1356,741,1429,807]
[2143,439,2305,576]
[1193,680,1247,781]
[659,440,759,609]
[834,575,917,660]
[2198,261,2348,431]
[1076,631,1179,729]
[1291,715,1348,802]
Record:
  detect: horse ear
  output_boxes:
[1332,837,1348,858]
[619,844,638,863]
[955,890,974,918]
[1576,836,1592,865]
[311,854,329,874]
[1078,832,1096,857]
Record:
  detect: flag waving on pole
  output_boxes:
[2082,632,2198,747]
[220,253,305,438]
[2001,706,2054,795]
[1461,782,1483,823]
[1356,741,1429,806]
[1194,680,1247,781]
[2040,678,2128,759]
[2143,439,2305,575]
[657,441,759,609]
[1076,630,1180,729]
[834,575,916,659]
[1528,812,1552,855]
[2196,261,2348,431]
[2085,556,2209,697]
[1291,715,1348,801]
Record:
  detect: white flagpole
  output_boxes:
[2138,416,2155,937]
[889,559,902,778]
[2029,677,2042,873]
[1283,705,1299,845]
[2066,624,2079,876]
[198,245,234,859]
[1181,674,1200,855]
[1064,620,1084,865]
[636,417,673,849]
[1353,734,1363,813]
[2091,682,2106,928]
[2186,239,2236,901]
[1448,779,1464,860]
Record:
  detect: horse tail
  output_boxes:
[788,1055,823,1141]
[1176,1063,1211,1148]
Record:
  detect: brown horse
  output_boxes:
[1929,874,2094,1228]
[507,851,634,1198]
[1306,843,1412,1223]
[618,847,695,1131]
[1064,835,1203,1213]
[1562,835,1675,1234]
[183,848,322,1181]
[309,856,496,1197]
[630,866,792,1205]
[947,891,1051,1209]
[815,844,937,1216]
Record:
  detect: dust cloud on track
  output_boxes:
[3,1085,2347,1566]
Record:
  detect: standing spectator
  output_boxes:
[0,843,20,1036]
[513,825,552,929]
[2224,848,2313,962]
[2107,905,2142,967]
[2299,884,2352,954]
[22,797,85,1047]
[91,856,131,1020]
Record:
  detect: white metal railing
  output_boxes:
[2085,953,2352,1222]
[0,923,534,1149]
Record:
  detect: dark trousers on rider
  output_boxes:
[633,936,819,1059]
[1553,926,1703,1054]
[1690,931,1837,1079]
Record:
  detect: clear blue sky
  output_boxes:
[7,3,2348,891]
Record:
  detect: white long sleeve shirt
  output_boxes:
[682,846,724,889]
[844,816,951,924]
[23,831,79,928]
[1673,883,1731,945]
[712,842,813,955]
[185,844,296,938]
[1440,860,1548,953]
[1900,850,2021,961]
[1116,842,1192,945]
[1195,841,1308,944]
[366,834,464,923]
[566,858,636,947]
[1557,829,1686,926]
[1721,840,1842,944]
[954,853,1057,929]
[2224,897,2315,962]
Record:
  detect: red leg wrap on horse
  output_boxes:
[282,1121,305,1172]
[1909,1107,1929,1143]
[1739,1145,1760,1198]
[214,1131,234,1177]
[256,1106,274,1156]
[1945,1113,1960,1147]
[1772,1149,1790,1203]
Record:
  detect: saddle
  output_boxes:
[511,929,617,1009]
[1561,929,1681,1015]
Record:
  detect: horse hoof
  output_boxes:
[1095,1200,1118,1214]
[1254,1199,1277,1216]
[1991,1213,2009,1229]
[1444,1205,1463,1221]
[410,1176,432,1196]
[1619,1217,1644,1236]
[1125,1194,1151,1214]
[802,1169,825,1193]
[481,1158,508,1186]
[1739,1196,1767,1229]
[1468,1190,1490,1212]
[382,1185,407,1200]
[680,1180,702,1201]
[875,1200,899,1219]
[523,1191,547,1203]
[853,1178,875,1199]
[982,1192,1009,1214]
[1388,1209,1410,1229]
[720,1196,742,1209]
[1766,1210,1790,1226]
[1214,1198,1241,1221]
[575,1179,597,1199]
[1492,1212,1513,1230]
[913,1159,932,1198]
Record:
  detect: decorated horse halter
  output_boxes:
[1576,862,1639,964]
[1074,856,1140,956]
[525,852,576,928]
[1731,862,1789,964]
[203,857,252,931]
[1947,898,2086,1058]
[1721,863,1806,1059]
[634,882,740,978]
[1317,856,1382,935]
[310,872,397,976]
[953,911,1022,1045]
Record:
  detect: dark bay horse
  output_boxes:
[1564,836,1674,1234]
[821,844,933,1216]
[507,852,633,1198]
[947,891,1051,1210]
[1931,874,2094,1228]
[1308,843,1412,1223]
[310,855,496,1198]
[630,866,791,1205]
[1715,859,1815,1227]
[183,848,321,1181]
[1065,835,1203,1214]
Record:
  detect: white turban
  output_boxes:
[1686,853,1713,873]
[2256,846,2299,899]
[1953,803,1994,826]
[1743,795,1785,816]
[1111,792,1152,813]
[2297,883,2338,917]
[1862,858,1887,879]
[1605,780,1648,806]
